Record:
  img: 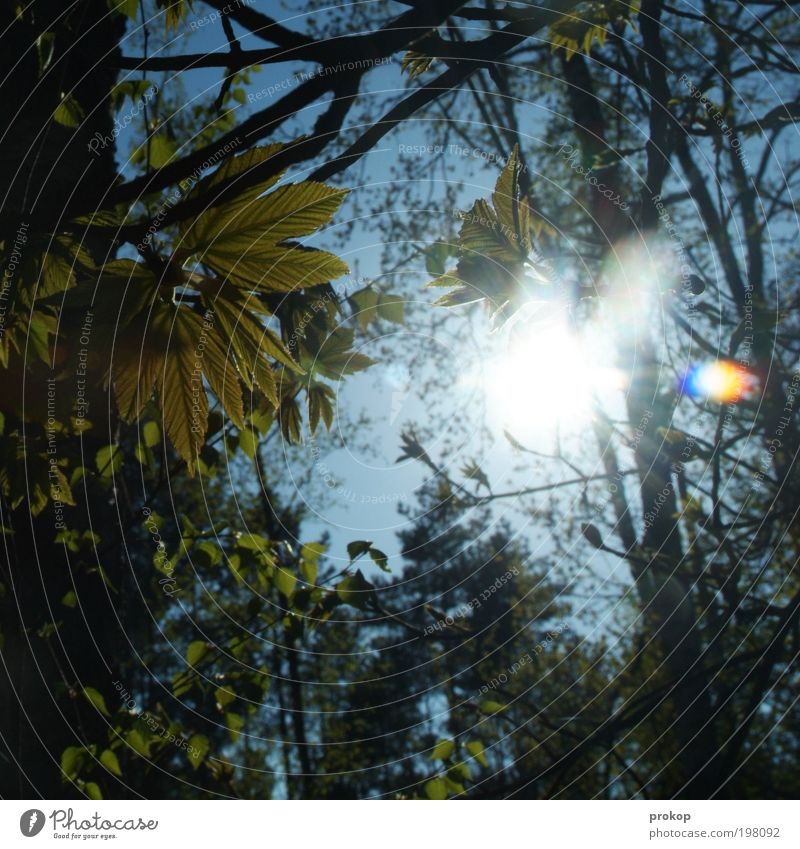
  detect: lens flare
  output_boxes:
[681,361,753,403]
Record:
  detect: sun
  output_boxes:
[475,303,623,441]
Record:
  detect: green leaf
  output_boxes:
[126,728,152,758]
[227,553,245,585]
[95,444,123,477]
[312,328,375,381]
[431,740,455,761]
[548,4,627,59]
[142,510,164,531]
[492,145,524,241]
[479,700,506,715]
[308,383,336,433]
[236,533,271,555]
[55,528,80,553]
[187,734,209,770]
[186,641,209,668]
[225,711,245,741]
[250,406,274,435]
[198,323,246,430]
[401,51,435,79]
[336,570,375,610]
[83,687,111,717]
[444,775,465,795]
[425,777,447,800]
[376,293,405,324]
[369,547,390,572]
[348,286,380,328]
[53,94,84,128]
[85,781,103,800]
[108,0,140,20]
[36,234,91,297]
[157,307,208,475]
[111,78,154,109]
[137,133,176,169]
[449,761,472,782]
[279,398,303,444]
[428,145,541,320]
[142,420,161,448]
[61,590,78,608]
[61,746,84,781]
[347,540,372,561]
[462,461,491,492]
[238,427,259,459]
[96,565,118,593]
[158,0,190,31]
[196,143,285,206]
[425,241,451,276]
[221,180,347,246]
[100,749,122,777]
[194,540,222,568]
[111,273,168,421]
[299,542,324,584]
[181,164,349,292]
[466,741,488,767]
[172,675,192,699]
[215,686,236,709]
[134,441,153,468]
[35,31,55,75]
[202,283,302,411]
[275,567,297,600]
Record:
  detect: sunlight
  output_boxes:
[474,303,624,441]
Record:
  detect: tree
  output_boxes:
[307,481,576,798]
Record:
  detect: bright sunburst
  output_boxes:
[472,303,624,441]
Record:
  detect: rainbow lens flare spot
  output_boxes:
[681,361,753,403]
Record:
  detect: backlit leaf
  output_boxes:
[53,94,84,128]
[61,746,84,781]
[275,567,297,600]
[186,641,208,667]
[466,741,488,767]
[157,308,208,474]
[425,777,447,800]
[83,686,111,717]
[431,740,455,761]
[180,158,348,292]
[187,734,209,769]
[95,444,123,477]
[299,542,324,584]
[85,782,103,800]
[100,749,122,777]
